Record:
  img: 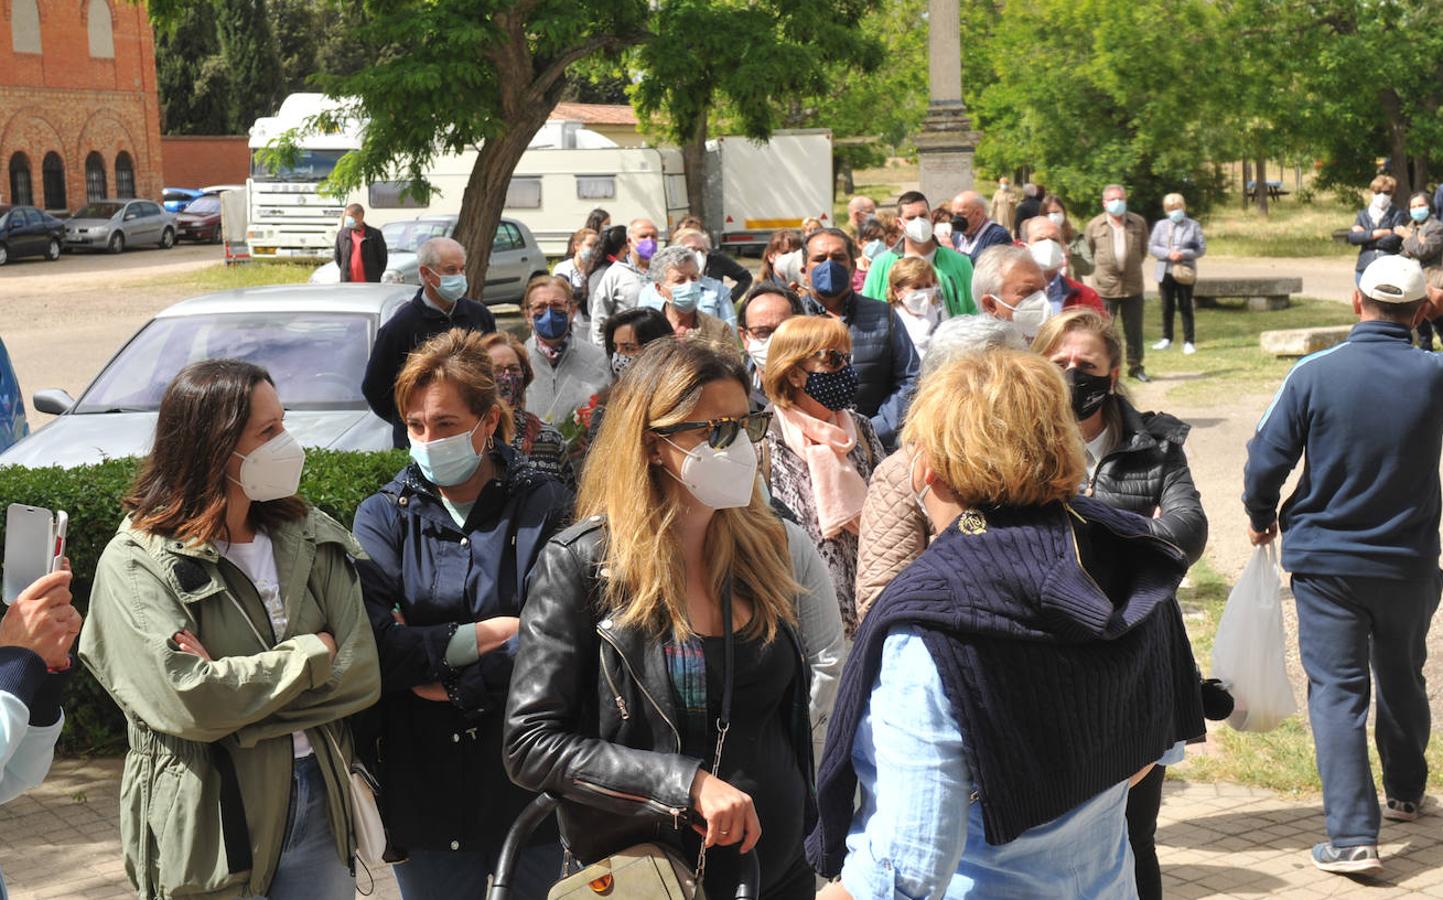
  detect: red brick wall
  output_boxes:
[0,1,165,212]
[160,136,251,189]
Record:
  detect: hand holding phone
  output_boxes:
[5,505,69,605]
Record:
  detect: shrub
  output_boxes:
[0,449,410,754]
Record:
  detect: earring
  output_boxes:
[485,435,495,451]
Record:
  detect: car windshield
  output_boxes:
[73,203,122,220]
[184,195,221,215]
[380,219,456,253]
[250,149,347,183]
[75,312,374,414]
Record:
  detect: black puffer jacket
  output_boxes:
[1084,398,1208,565]
[503,516,816,864]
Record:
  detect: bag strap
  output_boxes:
[694,578,736,887]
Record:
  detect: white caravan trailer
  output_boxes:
[703,129,834,252]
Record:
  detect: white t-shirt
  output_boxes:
[896,303,942,359]
[1084,424,1116,483]
[1108,218,1127,267]
[220,531,313,758]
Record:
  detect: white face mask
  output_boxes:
[1029,239,1067,274]
[746,334,772,371]
[1371,192,1391,211]
[693,250,708,274]
[933,222,953,244]
[1047,211,1067,227]
[904,216,934,244]
[661,435,758,510]
[231,430,306,502]
[994,289,1053,341]
[900,287,939,316]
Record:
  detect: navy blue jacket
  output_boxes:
[955,220,1015,262]
[361,288,498,448]
[351,446,571,853]
[1243,320,1443,579]
[1347,206,1407,272]
[804,289,920,450]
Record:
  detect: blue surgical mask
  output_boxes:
[1168,209,1185,223]
[668,280,703,313]
[533,307,571,341]
[410,421,483,487]
[343,216,356,229]
[810,259,850,297]
[1105,199,1127,217]
[1411,207,1430,223]
[863,239,884,260]
[427,269,467,303]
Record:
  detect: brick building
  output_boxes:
[0,0,164,213]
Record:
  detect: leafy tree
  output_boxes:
[154,3,231,135]
[214,0,284,134]
[630,0,882,224]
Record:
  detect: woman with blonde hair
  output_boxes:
[886,256,944,357]
[352,328,572,898]
[1148,193,1207,354]
[505,340,843,900]
[762,316,884,635]
[1349,173,1406,285]
[808,349,1205,899]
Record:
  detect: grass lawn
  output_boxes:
[1139,297,1357,406]
[138,261,320,291]
[1195,195,1357,258]
[1170,560,1443,795]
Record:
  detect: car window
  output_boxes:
[493,223,519,252]
[381,219,457,253]
[163,191,194,204]
[75,312,375,414]
[185,195,221,215]
[74,202,123,220]
[19,209,38,228]
[140,202,161,217]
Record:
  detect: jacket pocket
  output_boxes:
[145,759,247,896]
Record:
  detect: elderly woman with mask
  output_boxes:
[1349,174,1406,286]
[639,245,739,354]
[1397,192,1443,349]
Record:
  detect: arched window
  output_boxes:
[87,0,115,59]
[11,0,41,54]
[41,153,66,211]
[114,152,135,199]
[8,154,33,207]
[85,152,107,202]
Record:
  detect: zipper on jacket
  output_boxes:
[596,627,681,751]
[599,652,630,720]
[570,778,688,828]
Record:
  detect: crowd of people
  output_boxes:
[1,180,1439,900]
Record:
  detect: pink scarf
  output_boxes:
[773,405,868,538]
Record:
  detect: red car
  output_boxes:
[175,192,222,243]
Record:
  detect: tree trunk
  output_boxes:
[1379,88,1413,201]
[1241,159,1251,209]
[682,111,709,230]
[1255,156,1269,216]
[454,122,545,302]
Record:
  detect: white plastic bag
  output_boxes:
[1211,544,1298,732]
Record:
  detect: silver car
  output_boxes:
[64,199,177,254]
[1,284,417,468]
[309,215,548,303]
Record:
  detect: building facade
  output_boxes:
[0,0,164,213]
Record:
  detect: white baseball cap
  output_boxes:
[1359,255,1426,303]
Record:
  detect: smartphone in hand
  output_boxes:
[4,505,68,604]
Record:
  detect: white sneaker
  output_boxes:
[1153,338,1172,350]
[1183,342,1196,355]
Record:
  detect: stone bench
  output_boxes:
[1193,277,1304,311]
[1260,325,1351,357]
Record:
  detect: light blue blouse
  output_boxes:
[839,627,1139,900]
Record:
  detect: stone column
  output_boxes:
[915,0,979,205]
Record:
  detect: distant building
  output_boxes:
[0,0,164,212]
[549,103,644,148]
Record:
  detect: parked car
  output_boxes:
[64,199,176,254]
[175,192,222,243]
[0,337,29,453]
[162,188,204,213]
[309,214,548,303]
[0,284,419,468]
[0,205,65,265]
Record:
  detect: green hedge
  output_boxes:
[0,449,410,754]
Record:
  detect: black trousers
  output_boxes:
[1159,274,1196,344]
[1105,294,1145,371]
[1126,763,1166,900]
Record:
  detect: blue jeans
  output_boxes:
[393,841,563,900]
[1292,572,1441,847]
[258,755,355,900]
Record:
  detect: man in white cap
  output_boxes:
[1243,254,1443,877]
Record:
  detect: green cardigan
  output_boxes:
[861,244,977,316]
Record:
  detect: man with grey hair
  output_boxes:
[1085,183,1150,380]
[852,312,1028,616]
[361,235,497,446]
[1025,215,1107,316]
[847,195,877,238]
[589,217,659,344]
[970,244,1050,342]
[949,190,1013,262]
[335,202,387,282]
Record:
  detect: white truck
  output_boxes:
[702,129,835,253]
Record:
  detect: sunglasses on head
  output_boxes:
[651,411,773,450]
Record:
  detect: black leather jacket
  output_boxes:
[1084,398,1208,565]
[503,515,817,863]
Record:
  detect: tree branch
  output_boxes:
[532,30,650,101]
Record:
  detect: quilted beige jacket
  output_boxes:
[854,450,931,619]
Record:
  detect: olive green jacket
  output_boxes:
[78,508,381,900]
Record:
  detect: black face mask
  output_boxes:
[1066,368,1112,421]
[951,215,968,234]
